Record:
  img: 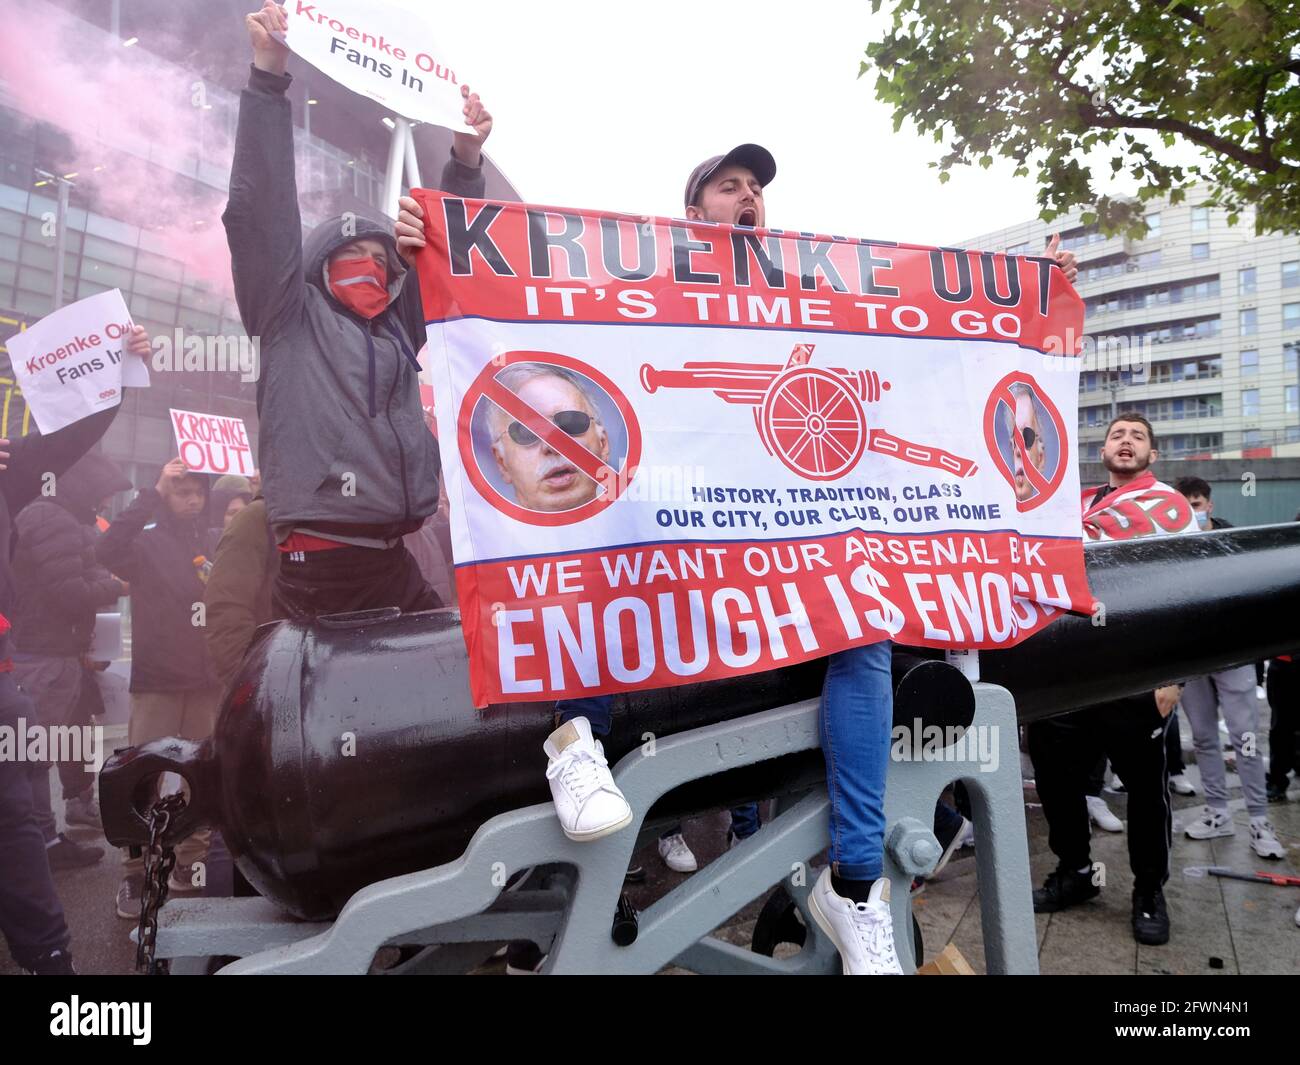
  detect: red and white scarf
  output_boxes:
[1080,469,1198,542]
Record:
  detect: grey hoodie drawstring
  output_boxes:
[366,329,377,418]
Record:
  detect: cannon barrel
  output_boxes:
[101,524,1300,920]
[639,361,869,403]
[981,523,1300,716]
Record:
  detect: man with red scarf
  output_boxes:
[1028,412,1196,947]
[224,3,492,618]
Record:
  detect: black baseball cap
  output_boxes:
[683,144,777,210]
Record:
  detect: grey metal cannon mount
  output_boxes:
[100,524,1300,974]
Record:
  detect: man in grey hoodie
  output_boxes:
[223,2,492,620]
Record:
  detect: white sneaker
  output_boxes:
[543,718,632,842]
[808,868,904,975]
[65,793,102,830]
[1249,818,1286,860]
[1168,773,1196,796]
[1087,795,1123,833]
[1184,806,1235,840]
[657,833,698,873]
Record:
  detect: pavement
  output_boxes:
[4,707,1299,976]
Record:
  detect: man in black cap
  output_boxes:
[682,143,776,229]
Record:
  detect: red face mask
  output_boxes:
[327,255,389,319]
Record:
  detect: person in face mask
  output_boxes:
[1174,476,1232,530]
[223,2,494,619]
[1171,477,1283,863]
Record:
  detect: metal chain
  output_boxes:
[135,793,187,976]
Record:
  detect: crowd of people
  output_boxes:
[0,1,1295,975]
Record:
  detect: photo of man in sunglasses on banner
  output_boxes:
[1000,381,1056,505]
[480,362,620,514]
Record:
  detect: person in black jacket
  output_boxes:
[0,328,148,975]
[225,2,492,621]
[96,457,222,916]
[12,451,130,866]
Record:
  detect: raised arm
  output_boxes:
[220,1,304,345]
[392,85,494,342]
[0,326,150,515]
[96,459,186,582]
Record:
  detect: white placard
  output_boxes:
[169,407,255,476]
[4,290,149,434]
[281,0,469,132]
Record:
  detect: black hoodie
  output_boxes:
[95,476,219,693]
[222,64,486,543]
[12,450,130,657]
[0,408,119,668]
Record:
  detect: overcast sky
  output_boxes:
[431,0,1096,247]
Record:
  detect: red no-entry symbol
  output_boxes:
[982,371,1068,512]
[458,351,643,527]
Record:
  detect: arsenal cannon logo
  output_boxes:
[640,344,977,482]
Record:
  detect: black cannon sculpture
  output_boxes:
[99,524,1300,971]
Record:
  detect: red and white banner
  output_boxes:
[412,191,1092,707]
[169,408,254,476]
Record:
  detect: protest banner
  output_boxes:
[169,407,255,476]
[281,0,468,132]
[3,290,149,434]
[412,190,1093,707]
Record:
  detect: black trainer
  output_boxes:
[1266,780,1289,803]
[1032,866,1100,913]
[23,948,76,975]
[1132,887,1170,945]
[46,833,104,871]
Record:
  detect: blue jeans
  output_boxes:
[0,673,71,968]
[557,639,894,878]
[820,641,894,881]
[554,697,762,841]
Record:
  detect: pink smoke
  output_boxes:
[0,1,330,299]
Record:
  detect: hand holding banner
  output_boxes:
[4,290,149,434]
[280,0,470,133]
[412,191,1092,707]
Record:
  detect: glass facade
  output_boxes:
[0,57,389,495]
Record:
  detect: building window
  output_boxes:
[1240,350,1258,376]
[1286,342,1299,373]
[1191,242,1210,260]
[1283,261,1299,289]
[1145,213,1162,237]
[1239,308,1257,335]
[1287,385,1299,415]
[1191,206,1210,232]
[1241,389,1260,417]
[1287,426,1300,443]
[1005,241,1032,256]
[1285,303,1300,330]
[1243,429,1263,447]
[1238,267,1256,295]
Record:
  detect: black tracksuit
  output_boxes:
[1028,695,1173,893]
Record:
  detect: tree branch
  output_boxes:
[1048,67,1281,173]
